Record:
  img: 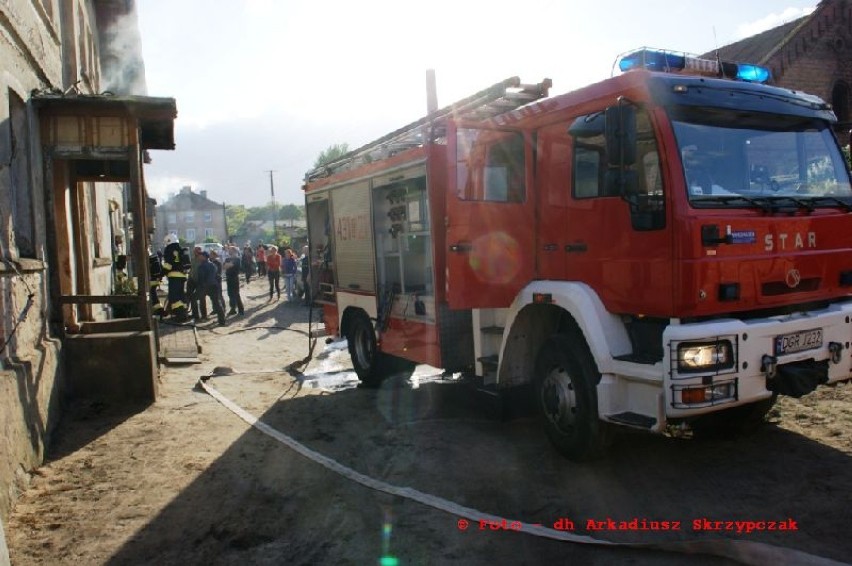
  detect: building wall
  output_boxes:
[0,0,141,525]
[767,0,852,130]
[1,0,65,524]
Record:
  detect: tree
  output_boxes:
[246,203,277,221]
[225,204,248,241]
[280,204,302,227]
[314,143,350,168]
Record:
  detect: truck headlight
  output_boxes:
[677,340,735,373]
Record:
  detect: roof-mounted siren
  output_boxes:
[616,48,771,83]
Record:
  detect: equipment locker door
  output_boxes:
[330,180,376,293]
[445,123,535,308]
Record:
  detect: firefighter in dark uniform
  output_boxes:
[149,251,164,317]
[162,234,189,322]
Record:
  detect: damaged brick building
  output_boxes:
[709,0,852,137]
[0,0,175,556]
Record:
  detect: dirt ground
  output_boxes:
[5,282,852,566]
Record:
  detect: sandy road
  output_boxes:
[6,282,852,565]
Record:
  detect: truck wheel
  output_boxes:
[534,334,610,460]
[347,313,416,387]
[347,313,383,387]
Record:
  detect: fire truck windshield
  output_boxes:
[670,107,852,210]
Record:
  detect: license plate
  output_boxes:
[774,328,823,355]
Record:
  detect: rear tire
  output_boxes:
[534,333,610,460]
[347,312,414,387]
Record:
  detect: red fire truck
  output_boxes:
[303,49,852,459]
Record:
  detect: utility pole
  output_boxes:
[222,201,229,243]
[266,170,277,243]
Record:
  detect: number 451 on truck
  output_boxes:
[302,48,852,460]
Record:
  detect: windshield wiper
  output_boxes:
[810,196,852,212]
[695,194,819,213]
[703,195,774,212]
[763,195,815,213]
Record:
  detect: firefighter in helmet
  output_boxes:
[149,250,165,317]
[161,233,189,321]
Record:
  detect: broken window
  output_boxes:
[9,90,36,258]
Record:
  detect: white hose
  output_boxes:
[199,378,847,566]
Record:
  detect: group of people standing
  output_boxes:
[151,236,310,326]
[238,241,302,302]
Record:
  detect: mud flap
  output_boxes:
[767,359,828,398]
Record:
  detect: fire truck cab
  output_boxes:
[304,49,852,460]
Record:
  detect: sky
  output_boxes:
[136,0,818,208]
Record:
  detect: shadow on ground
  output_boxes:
[99,368,852,565]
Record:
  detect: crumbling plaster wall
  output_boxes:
[1,0,68,526]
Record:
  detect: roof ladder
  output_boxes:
[305,76,552,180]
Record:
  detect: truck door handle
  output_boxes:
[450,242,473,253]
[565,242,588,253]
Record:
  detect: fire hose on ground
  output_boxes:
[196,375,846,566]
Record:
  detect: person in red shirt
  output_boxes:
[256,243,267,277]
[265,245,282,300]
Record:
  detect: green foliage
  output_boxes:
[314,143,350,168]
[226,204,248,239]
[113,271,137,295]
[280,203,302,226]
[843,145,851,169]
[246,202,278,221]
[226,203,305,240]
[112,271,139,318]
[256,227,275,243]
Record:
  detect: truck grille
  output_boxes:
[762,278,820,296]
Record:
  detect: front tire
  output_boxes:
[534,333,610,460]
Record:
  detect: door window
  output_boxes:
[456,129,525,202]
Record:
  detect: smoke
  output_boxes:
[97,6,148,95]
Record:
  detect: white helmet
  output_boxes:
[164,233,177,246]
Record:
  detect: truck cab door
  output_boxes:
[445,121,535,308]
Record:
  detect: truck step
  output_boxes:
[607,412,657,429]
[475,383,500,398]
[477,354,499,370]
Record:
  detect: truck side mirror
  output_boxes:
[606,104,637,167]
[568,112,605,138]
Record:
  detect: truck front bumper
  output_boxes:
[663,301,852,418]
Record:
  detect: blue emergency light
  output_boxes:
[618,49,686,72]
[732,63,771,83]
[617,48,771,83]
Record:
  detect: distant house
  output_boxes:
[155,186,226,248]
[706,0,852,136]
